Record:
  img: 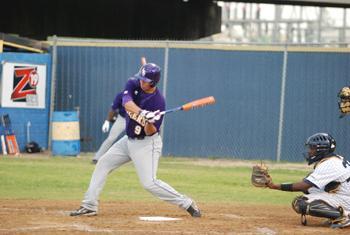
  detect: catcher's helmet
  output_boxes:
[25,141,41,153]
[304,133,336,165]
[135,63,161,87]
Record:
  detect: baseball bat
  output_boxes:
[1,114,20,155]
[160,96,215,115]
[141,56,147,65]
[1,135,7,155]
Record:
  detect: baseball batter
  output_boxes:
[70,63,201,218]
[92,91,126,164]
[267,133,350,228]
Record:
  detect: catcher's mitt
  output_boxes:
[338,86,350,99]
[338,86,350,117]
[251,163,272,187]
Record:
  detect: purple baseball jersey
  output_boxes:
[122,78,165,139]
[111,91,126,118]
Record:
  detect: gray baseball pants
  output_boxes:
[81,134,193,212]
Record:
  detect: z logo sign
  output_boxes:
[11,66,39,102]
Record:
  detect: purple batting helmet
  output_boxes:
[135,63,161,87]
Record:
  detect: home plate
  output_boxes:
[139,216,182,221]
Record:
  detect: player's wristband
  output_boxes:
[280,183,293,191]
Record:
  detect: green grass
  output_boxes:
[0,156,308,205]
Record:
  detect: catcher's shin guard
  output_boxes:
[292,196,342,225]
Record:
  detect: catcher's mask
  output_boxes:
[25,141,41,153]
[303,133,336,165]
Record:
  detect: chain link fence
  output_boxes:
[50,38,350,162]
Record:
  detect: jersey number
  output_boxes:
[134,125,142,135]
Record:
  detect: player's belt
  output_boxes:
[128,133,159,140]
[128,135,145,140]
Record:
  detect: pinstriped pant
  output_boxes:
[305,187,350,211]
[82,134,193,211]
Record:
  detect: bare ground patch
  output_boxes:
[0,199,348,234]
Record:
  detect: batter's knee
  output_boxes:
[292,196,342,219]
[141,181,157,192]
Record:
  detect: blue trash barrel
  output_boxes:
[52,111,80,156]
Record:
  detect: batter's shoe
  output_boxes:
[91,159,98,164]
[187,201,201,218]
[70,207,97,216]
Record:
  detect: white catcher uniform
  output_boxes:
[304,155,350,211]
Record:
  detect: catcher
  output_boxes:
[252,133,350,228]
[338,86,350,118]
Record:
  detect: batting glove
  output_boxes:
[146,110,161,123]
[139,109,151,118]
[102,120,110,133]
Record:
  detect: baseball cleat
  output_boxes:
[91,159,98,164]
[187,202,201,218]
[70,207,97,217]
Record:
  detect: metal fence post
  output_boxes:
[48,35,58,151]
[160,41,169,147]
[276,44,288,162]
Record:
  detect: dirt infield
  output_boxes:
[0,200,348,234]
